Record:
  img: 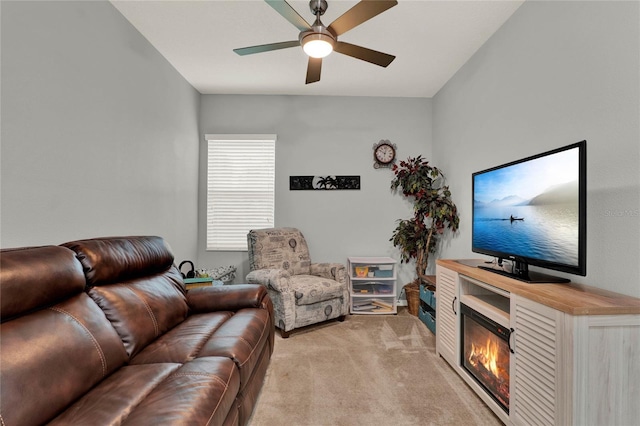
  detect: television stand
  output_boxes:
[436,259,640,425]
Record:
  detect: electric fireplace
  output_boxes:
[460,303,511,413]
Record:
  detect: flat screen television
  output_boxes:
[472,141,586,283]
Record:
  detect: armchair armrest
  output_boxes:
[310,263,346,284]
[186,284,272,314]
[246,269,292,292]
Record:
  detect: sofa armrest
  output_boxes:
[310,263,346,284]
[246,269,292,292]
[186,284,271,314]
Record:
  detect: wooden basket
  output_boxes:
[404,282,420,316]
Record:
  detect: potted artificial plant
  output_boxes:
[390,156,460,315]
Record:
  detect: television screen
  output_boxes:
[472,141,586,282]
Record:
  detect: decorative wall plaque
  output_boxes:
[290,175,361,190]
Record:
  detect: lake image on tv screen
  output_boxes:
[473,148,580,267]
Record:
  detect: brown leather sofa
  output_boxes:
[0,236,275,425]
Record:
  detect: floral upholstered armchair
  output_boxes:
[246,227,349,338]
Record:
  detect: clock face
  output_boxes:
[375,143,395,164]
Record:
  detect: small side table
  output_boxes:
[184,277,220,290]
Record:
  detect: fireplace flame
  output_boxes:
[469,335,501,378]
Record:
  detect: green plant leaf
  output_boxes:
[390,156,460,278]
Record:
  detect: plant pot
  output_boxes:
[404,281,420,316]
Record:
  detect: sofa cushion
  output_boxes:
[198,308,271,389]
[62,236,189,359]
[0,245,129,426]
[130,311,233,364]
[0,245,86,321]
[131,307,270,392]
[49,363,181,425]
[87,269,189,359]
[61,236,174,286]
[292,274,346,305]
[121,357,240,425]
[0,294,128,425]
[51,358,239,426]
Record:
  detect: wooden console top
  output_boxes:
[437,259,640,315]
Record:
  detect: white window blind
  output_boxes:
[205,134,276,251]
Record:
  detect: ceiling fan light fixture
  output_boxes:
[234,0,398,83]
[301,33,334,58]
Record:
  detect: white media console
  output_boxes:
[435,259,640,426]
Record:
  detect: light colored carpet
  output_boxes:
[248,308,503,426]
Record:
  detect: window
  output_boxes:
[205,134,276,251]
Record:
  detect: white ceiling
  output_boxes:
[111,0,524,98]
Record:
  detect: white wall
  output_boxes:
[433,1,640,297]
[198,94,433,295]
[1,1,200,261]
[6,1,635,299]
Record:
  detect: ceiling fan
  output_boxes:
[233,0,398,84]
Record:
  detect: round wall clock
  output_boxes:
[373,140,397,169]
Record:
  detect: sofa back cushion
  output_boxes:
[62,236,189,358]
[62,235,175,286]
[0,245,86,321]
[0,246,128,425]
[247,227,311,275]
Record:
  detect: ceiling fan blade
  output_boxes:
[233,40,299,56]
[327,0,397,37]
[265,0,312,32]
[334,41,395,67]
[306,57,322,84]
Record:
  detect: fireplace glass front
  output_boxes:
[460,303,511,413]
